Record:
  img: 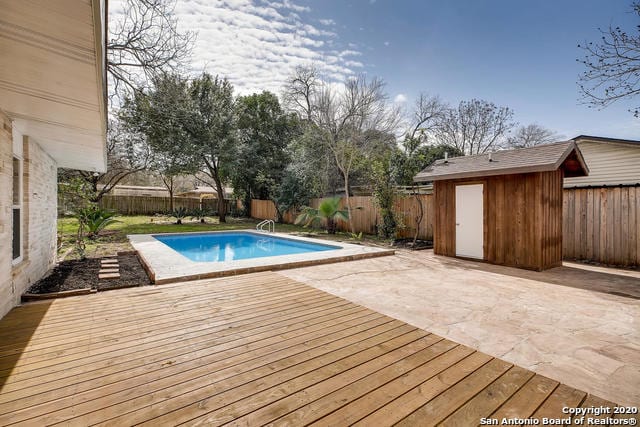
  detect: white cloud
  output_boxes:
[394,93,407,104]
[338,49,362,58]
[109,0,363,96]
[384,41,390,46]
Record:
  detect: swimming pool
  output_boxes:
[153,231,340,262]
[129,230,395,284]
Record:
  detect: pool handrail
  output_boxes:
[256,219,275,233]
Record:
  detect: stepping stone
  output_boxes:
[101,263,119,268]
[99,268,119,274]
[99,272,120,280]
[101,259,118,265]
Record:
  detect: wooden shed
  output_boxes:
[414,142,589,271]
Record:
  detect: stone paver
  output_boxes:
[281,249,640,406]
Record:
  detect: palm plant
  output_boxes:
[295,196,349,234]
[190,207,209,223]
[171,206,189,224]
[76,206,119,240]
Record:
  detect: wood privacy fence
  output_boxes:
[99,195,225,215]
[252,187,639,266]
[563,187,639,266]
[98,188,639,266]
[251,195,435,240]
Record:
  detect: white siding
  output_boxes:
[565,141,640,187]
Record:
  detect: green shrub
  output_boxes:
[76,206,119,240]
[295,197,349,234]
[171,207,189,224]
[190,207,209,223]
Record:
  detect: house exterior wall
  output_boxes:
[0,109,58,319]
[434,170,564,271]
[0,110,14,318]
[564,141,640,188]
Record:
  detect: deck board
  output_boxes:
[0,271,623,426]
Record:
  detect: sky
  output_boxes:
[111,0,640,140]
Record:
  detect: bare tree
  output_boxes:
[108,0,196,101]
[577,1,640,116]
[507,124,560,149]
[60,0,197,204]
[402,93,447,245]
[435,99,516,155]
[315,74,401,232]
[407,93,447,142]
[284,67,401,232]
[282,65,319,122]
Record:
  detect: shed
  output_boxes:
[414,141,589,271]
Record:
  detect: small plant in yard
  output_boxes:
[349,231,363,241]
[295,197,349,234]
[76,206,119,240]
[74,237,87,260]
[190,207,209,223]
[171,207,189,224]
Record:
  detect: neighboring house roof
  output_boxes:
[565,135,640,188]
[99,185,170,197]
[0,0,107,172]
[572,135,640,146]
[414,141,589,182]
[114,185,168,191]
[177,186,234,197]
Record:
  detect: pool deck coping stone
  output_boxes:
[129,230,395,285]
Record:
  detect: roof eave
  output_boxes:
[92,0,108,172]
[553,142,589,176]
[413,163,560,182]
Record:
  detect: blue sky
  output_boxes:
[112,0,640,139]
[302,0,639,139]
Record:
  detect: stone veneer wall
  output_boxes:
[0,109,58,319]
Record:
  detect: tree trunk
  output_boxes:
[412,185,424,246]
[343,172,355,234]
[89,176,101,203]
[213,177,226,222]
[204,159,227,223]
[327,218,336,234]
[169,177,175,212]
[244,190,252,218]
[272,199,284,223]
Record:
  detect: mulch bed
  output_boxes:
[26,253,151,294]
[392,238,433,250]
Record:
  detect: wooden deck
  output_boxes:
[0,272,632,426]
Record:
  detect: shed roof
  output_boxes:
[414,141,589,182]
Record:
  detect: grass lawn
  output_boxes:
[58,215,385,260]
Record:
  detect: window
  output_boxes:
[12,156,22,263]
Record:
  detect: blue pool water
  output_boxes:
[153,231,340,262]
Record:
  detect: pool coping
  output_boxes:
[128,230,395,285]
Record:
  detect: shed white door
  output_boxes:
[455,184,484,259]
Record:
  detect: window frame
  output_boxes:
[11,154,23,265]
